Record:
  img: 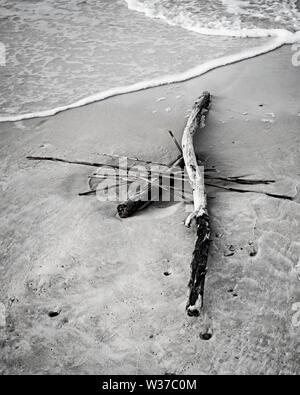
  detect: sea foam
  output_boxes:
[0,1,299,123]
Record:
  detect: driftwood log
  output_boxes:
[117,155,184,218]
[182,92,211,317]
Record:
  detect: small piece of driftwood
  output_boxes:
[116,129,187,218]
[182,92,211,317]
[26,156,125,170]
[168,130,183,155]
[205,175,276,185]
[27,155,182,177]
[205,182,294,200]
[117,155,184,218]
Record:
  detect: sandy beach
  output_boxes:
[0,46,299,375]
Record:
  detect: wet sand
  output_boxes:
[0,46,299,375]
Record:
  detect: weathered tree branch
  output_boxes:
[182,92,211,317]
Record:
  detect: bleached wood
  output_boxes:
[182,92,210,228]
[182,92,211,316]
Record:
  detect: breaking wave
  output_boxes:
[0,0,299,123]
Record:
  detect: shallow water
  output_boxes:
[0,0,299,119]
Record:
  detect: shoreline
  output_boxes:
[1,31,299,123]
[0,47,299,375]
